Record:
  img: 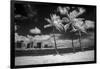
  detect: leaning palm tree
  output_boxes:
[57,6,76,52]
[67,7,87,51]
[70,18,87,51]
[57,6,88,51]
[72,19,94,51]
[44,14,64,54]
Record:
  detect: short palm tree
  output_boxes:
[44,14,64,54]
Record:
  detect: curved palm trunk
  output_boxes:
[53,27,59,54]
[72,34,75,53]
[79,31,84,51]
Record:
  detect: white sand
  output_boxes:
[15,50,94,66]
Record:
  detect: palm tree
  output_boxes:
[70,18,87,51]
[57,6,87,52]
[68,7,87,51]
[63,18,77,53]
[57,6,76,53]
[63,18,88,52]
[44,14,64,54]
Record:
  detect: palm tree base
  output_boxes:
[53,53,59,56]
[53,51,59,55]
[73,49,76,53]
[80,48,84,51]
[53,53,64,56]
[56,51,60,54]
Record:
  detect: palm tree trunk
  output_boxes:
[79,31,84,51]
[72,34,75,53]
[53,27,59,54]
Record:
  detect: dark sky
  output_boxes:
[14,1,96,37]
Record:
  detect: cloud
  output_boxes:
[46,32,94,48]
[33,35,51,41]
[15,33,29,42]
[15,32,94,49]
[85,20,94,29]
[15,33,51,43]
[15,33,23,42]
[30,27,41,34]
[44,32,94,48]
[54,33,94,48]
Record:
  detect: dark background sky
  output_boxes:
[14,1,96,37]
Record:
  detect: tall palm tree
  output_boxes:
[62,17,87,52]
[63,18,77,53]
[57,6,87,52]
[57,6,76,53]
[68,7,87,51]
[44,14,64,54]
[70,18,87,51]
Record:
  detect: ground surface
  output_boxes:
[15,50,94,66]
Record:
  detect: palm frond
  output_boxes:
[64,23,70,32]
[62,17,70,23]
[77,7,85,16]
[69,8,85,18]
[45,18,52,24]
[71,18,87,34]
[57,6,69,15]
[80,28,87,34]
[69,10,78,18]
[71,25,78,32]
[44,24,52,28]
[55,25,62,32]
[44,14,64,32]
[54,22,64,32]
